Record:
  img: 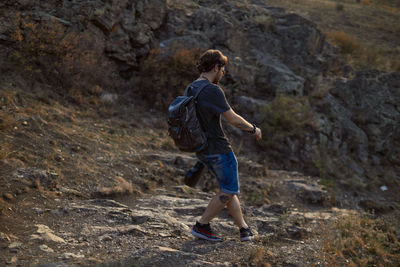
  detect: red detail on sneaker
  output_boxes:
[197,228,215,237]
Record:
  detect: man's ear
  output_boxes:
[213,64,219,72]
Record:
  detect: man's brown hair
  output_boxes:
[196,49,228,74]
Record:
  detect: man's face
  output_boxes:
[213,65,225,84]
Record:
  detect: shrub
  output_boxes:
[336,3,344,11]
[320,212,400,266]
[326,30,361,54]
[8,13,112,104]
[134,43,202,110]
[10,13,74,81]
[246,184,270,206]
[259,95,317,149]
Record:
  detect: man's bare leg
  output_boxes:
[227,195,248,229]
[198,192,233,224]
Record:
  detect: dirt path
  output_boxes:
[0,160,351,266]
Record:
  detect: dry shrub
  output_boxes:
[9,13,112,104]
[135,43,202,110]
[94,177,134,197]
[320,212,400,266]
[246,184,271,206]
[10,13,72,80]
[0,140,12,160]
[0,113,16,132]
[326,30,361,54]
[325,30,400,73]
[360,0,372,6]
[249,247,274,266]
[34,178,45,192]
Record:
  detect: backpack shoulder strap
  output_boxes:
[184,80,210,98]
[183,84,191,97]
[194,81,210,99]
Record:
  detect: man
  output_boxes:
[185,49,262,242]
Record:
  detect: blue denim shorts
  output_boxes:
[197,151,239,195]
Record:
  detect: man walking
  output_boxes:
[185,49,262,242]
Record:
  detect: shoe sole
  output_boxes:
[191,230,223,242]
[240,235,254,242]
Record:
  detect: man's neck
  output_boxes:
[199,73,215,83]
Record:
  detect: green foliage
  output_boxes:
[135,43,201,109]
[259,95,316,149]
[246,184,270,206]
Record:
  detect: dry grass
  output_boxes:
[265,0,400,73]
[326,30,361,54]
[248,247,274,266]
[319,212,400,266]
[94,177,135,197]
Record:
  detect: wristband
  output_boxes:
[249,123,256,134]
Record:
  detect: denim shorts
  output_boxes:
[197,151,239,195]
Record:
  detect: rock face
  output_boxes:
[91,0,166,69]
[159,1,338,99]
[314,70,400,186]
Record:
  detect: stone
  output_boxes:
[14,168,59,190]
[3,193,13,201]
[62,252,85,259]
[131,215,149,225]
[30,224,66,243]
[0,232,10,242]
[288,181,327,204]
[262,204,287,214]
[8,242,22,249]
[100,93,118,104]
[39,244,54,253]
[285,225,309,240]
[6,256,17,264]
[99,235,113,242]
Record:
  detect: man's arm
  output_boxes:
[222,109,262,140]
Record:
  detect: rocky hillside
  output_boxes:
[3,0,399,194]
[0,0,399,266]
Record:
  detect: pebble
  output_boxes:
[3,193,14,201]
[62,252,85,259]
[9,242,22,252]
[55,155,64,162]
[0,232,10,242]
[8,242,22,249]
[6,256,17,264]
[39,244,54,253]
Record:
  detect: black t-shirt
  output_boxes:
[186,79,232,155]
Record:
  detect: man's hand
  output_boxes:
[254,127,262,141]
[223,109,263,141]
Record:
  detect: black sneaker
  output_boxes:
[191,222,223,242]
[184,162,205,187]
[240,227,254,242]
